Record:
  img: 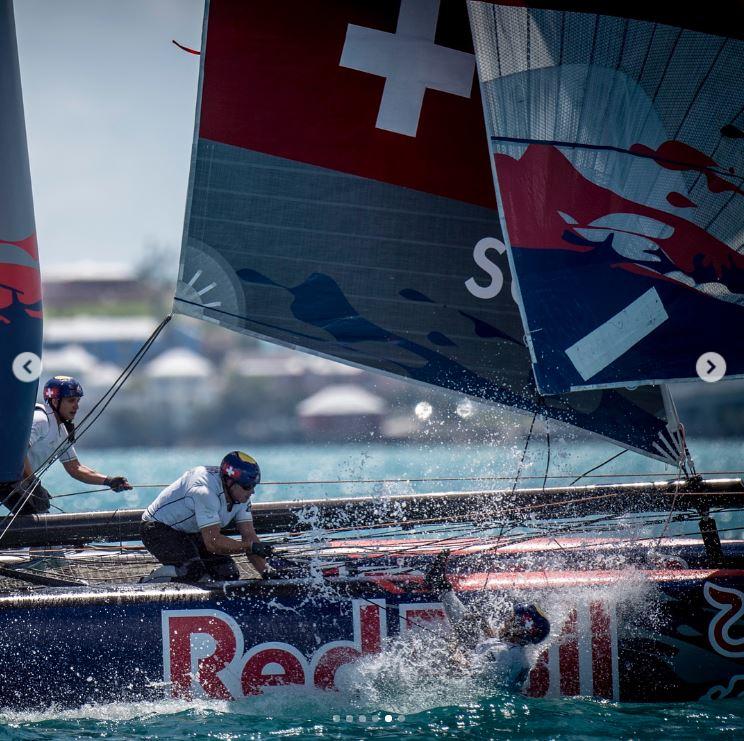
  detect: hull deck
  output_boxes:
[0,536,742,707]
[2,535,744,593]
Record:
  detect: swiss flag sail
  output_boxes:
[176,0,684,463]
[200,1,494,208]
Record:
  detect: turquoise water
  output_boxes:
[4,439,744,738]
[1,689,743,739]
[42,438,744,511]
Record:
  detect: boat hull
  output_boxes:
[0,568,743,707]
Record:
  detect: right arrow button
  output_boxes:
[696,352,727,383]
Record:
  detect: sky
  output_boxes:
[14,0,204,271]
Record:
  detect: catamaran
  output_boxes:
[1,0,743,708]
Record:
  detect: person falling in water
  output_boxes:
[424,550,550,690]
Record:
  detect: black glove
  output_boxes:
[261,564,290,580]
[104,476,132,493]
[251,542,274,558]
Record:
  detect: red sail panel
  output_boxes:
[200,1,496,209]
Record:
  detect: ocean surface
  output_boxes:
[3,439,744,739]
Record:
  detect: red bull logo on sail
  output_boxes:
[0,232,42,323]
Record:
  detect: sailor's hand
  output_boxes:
[261,565,288,580]
[250,541,274,558]
[104,476,132,492]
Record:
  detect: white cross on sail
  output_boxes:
[340,0,475,136]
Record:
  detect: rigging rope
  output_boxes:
[656,438,687,547]
[0,314,172,544]
[46,469,744,500]
[569,449,628,486]
[510,412,538,499]
[542,417,551,492]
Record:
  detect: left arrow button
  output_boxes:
[12,352,42,382]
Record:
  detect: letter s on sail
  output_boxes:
[465,237,505,299]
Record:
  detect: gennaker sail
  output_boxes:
[470,1,744,394]
[175,0,685,465]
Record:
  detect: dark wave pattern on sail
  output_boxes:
[175,1,683,463]
[471,2,744,393]
[175,142,673,460]
[0,1,43,483]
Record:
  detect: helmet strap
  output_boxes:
[62,419,76,443]
[49,399,63,423]
[51,397,77,423]
[222,475,236,511]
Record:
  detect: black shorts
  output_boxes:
[0,481,51,515]
[140,519,240,580]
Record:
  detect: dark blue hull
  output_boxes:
[1,561,744,707]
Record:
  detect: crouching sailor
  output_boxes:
[424,550,550,689]
[0,375,132,516]
[141,451,275,582]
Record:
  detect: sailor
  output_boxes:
[0,375,132,516]
[424,550,550,689]
[140,451,275,582]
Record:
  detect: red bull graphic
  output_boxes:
[161,598,618,700]
[163,600,387,698]
[525,602,618,700]
[496,146,744,310]
[0,0,43,482]
[177,0,684,462]
[473,4,744,393]
[1,571,744,707]
[0,232,42,324]
[704,582,744,659]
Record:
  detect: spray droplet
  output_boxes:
[456,399,474,419]
[414,401,433,420]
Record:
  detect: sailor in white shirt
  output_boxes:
[424,550,550,690]
[141,451,274,582]
[0,376,131,515]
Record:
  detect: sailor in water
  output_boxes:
[0,375,132,515]
[141,451,276,582]
[424,551,550,689]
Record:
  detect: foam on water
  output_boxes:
[337,628,483,715]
